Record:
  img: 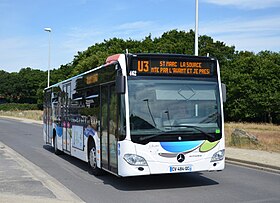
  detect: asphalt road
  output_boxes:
[0,117,280,203]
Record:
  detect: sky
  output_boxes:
[0,0,280,73]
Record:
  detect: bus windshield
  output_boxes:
[128,78,221,142]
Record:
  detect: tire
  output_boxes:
[88,145,103,176]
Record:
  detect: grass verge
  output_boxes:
[225,122,280,153]
[0,111,279,153]
[0,110,43,121]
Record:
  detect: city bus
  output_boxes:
[43,53,226,177]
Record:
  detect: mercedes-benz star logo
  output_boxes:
[177,153,185,163]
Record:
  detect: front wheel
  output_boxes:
[88,146,103,176]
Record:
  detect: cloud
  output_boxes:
[117,21,154,31]
[200,15,280,35]
[63,15,280,55]
[199,15,280,52]
[63,21,156,51]
[113,21,157,39]
[216,33,280,52]
[0,37,46,72]
[62,27,103,52]
[203,0,280,10]
[0,35,73,72]
[61,20,185,59]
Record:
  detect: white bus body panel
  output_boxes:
[118,139,225,177]
[70,127,87,162]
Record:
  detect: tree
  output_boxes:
[1,30,279,123]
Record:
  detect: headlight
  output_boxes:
[211,149,225,162]
[123,154,148,166]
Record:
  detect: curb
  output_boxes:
[0,141,84,203]
[226,157,280,174]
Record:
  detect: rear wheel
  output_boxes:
[88,145,103,176]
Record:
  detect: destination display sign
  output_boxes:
[130,58,216,77]
[85,73,98,85]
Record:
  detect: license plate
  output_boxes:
[169,165,192,173]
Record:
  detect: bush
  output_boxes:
[0,103,39,111]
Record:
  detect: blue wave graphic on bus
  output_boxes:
[84,127,96,137]
[160,141,203,153]
[56,126,63,137]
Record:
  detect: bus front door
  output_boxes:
[101,84,118,174]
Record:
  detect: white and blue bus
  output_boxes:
[43,53,226,177]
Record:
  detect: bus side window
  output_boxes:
[80,90,100,134]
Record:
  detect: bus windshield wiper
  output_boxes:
[167,125,215,139]
[138,130,193,141]
[143,99,156,127]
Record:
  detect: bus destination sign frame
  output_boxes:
[130,58,216,77]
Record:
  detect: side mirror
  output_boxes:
[116,75,126,94]
[221,83,226,103]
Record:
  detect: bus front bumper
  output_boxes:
[118,157,225,177]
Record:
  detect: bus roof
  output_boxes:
[44,53,217,91]
[44,63,108,91]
